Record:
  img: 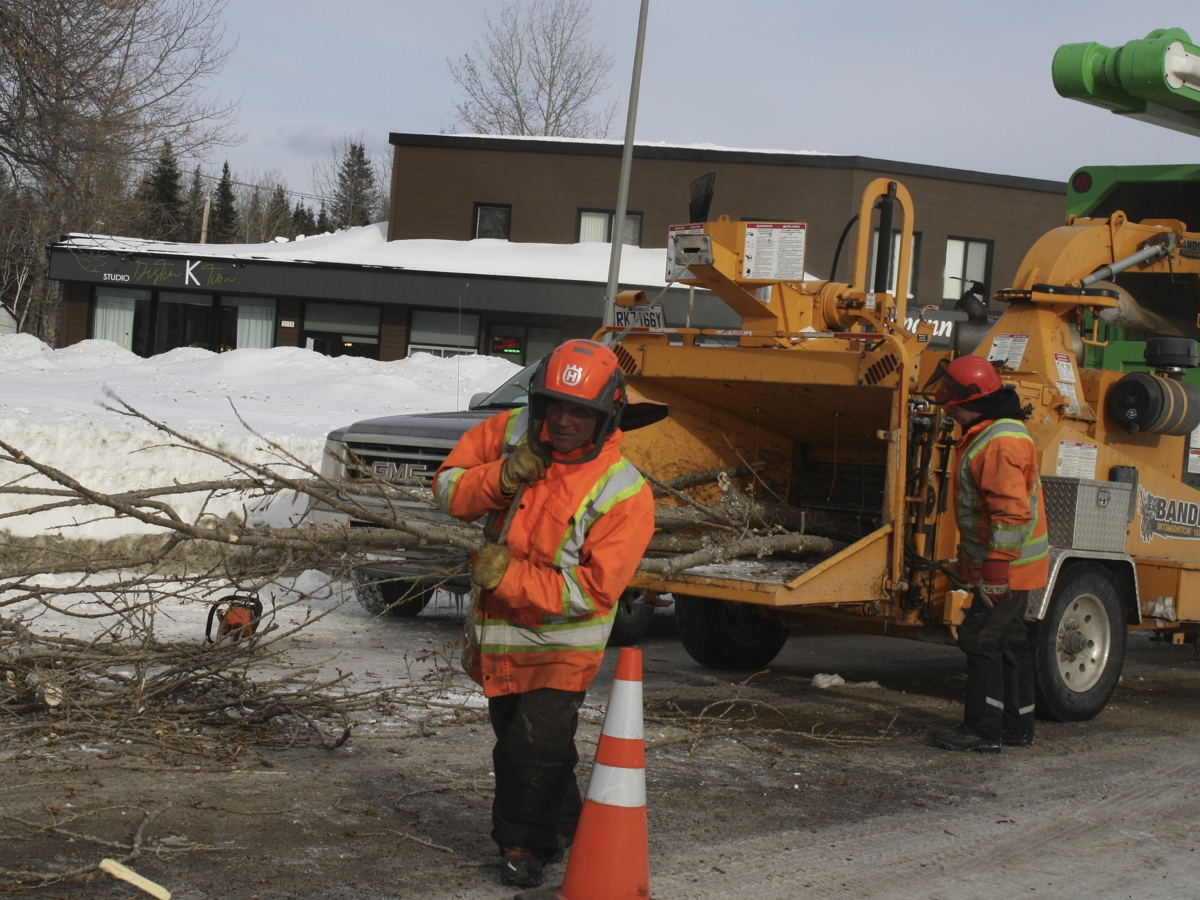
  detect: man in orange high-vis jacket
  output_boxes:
[434,340,656,888]
[928,355,1049,754]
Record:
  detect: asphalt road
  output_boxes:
[2,597,1198,899]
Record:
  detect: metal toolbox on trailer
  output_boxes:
[1041,476,1132,553]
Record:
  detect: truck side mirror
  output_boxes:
[468,392,489,410]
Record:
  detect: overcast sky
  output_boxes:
[205,1,1199,198]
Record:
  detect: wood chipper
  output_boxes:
[607,164,1200,723]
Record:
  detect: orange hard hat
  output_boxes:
[929,355,1003,407]
[528,340,627,463]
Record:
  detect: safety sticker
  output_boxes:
[1055,439,1097,478]
[1056,380,1081,416]
[1191,423,1200,474]
[666,223,705,282]
[1053,352,1076,383]
[742,222,807,281]
[987,333,1029,369]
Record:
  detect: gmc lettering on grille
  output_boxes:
[370,461,430,482]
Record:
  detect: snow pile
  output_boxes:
[0,335,521,538]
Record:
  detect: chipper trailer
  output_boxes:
[611,162,1200,723]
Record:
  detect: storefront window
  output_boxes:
[93,287,150,352]
[408,309,479,357]
[486,323,561,366]
[220,296,276,351]
[157,292,213,353]
[302,301,381,359]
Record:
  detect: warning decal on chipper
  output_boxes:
[1138,485,1200,542]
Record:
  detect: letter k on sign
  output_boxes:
[185,260,201,286]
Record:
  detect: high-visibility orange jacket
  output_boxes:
[434,407,655,698]
[955,417,1049,591]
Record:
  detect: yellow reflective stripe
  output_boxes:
[434,467,466,514]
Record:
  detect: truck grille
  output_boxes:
[342,440,450,486]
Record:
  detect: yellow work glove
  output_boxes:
[472,542,510,591]
[498,443,547,495]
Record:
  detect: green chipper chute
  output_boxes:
[1053,28,1200,138]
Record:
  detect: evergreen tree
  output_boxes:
[316,203,331,234]
[209,161,238,243]
[292,200,316,236]
[137,139,185,240]
[242,186,263,242]
[184,165,206,241]
[265,184,291,239]
[331,142,378,229]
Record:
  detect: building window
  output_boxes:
[488,323,562,366]
[158,292,214,352]
[577,209,642,246]
[303,301,382,359]
[408,309,480,357]
[92,287,151,353]
[474,204,512,240]
[219,296,276,351]
[943,237,992,305]
[868,230,922,299]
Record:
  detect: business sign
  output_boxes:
[491,335,523,355]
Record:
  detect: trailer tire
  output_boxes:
[353,571,434,618]
[1029,562,1126,722]
[675,595,788,670]
[607,591,654,647]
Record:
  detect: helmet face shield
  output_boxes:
[926,356,1002,408]
[527,340,627,464]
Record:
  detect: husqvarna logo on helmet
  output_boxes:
[562,364,584,386]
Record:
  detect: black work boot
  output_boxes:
[932,723,1001,754]
[1002,729,1034,747]
[500,848,544,887]
[547,832,573,865]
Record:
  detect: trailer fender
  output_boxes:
[1027,548,1140,625]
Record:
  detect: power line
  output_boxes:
[191,170,330,205]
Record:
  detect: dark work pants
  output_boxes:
[489,688,585,862]
[957,590,1036,741]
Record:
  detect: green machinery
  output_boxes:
[1053,29,1200,385]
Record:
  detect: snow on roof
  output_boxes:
[399,132,831,158]
[57,223,688,287]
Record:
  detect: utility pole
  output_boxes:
[199,193,212,244]
[603,0,651,328]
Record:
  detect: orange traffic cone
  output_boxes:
[517,648,650,900]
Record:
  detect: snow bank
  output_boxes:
[0,335,520,538]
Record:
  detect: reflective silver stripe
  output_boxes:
[434,467,465,514]
[585,761,646,807]
[502,408,530,452]
[1019,704,1035,715]
[477,616,615,653]
[986,696,1004,709]
[990,530,1026,546]
[601,680,644,740]
[563,566,595,617]
[554,459,648,571]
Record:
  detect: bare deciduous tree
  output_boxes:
[0,0,239,340]
[447,0,616,138]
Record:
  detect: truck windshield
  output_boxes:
[477,358,544,408]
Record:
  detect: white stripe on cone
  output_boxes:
[585,762,647,808]
[601,679,643,740]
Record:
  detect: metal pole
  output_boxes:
[603,0,650,328]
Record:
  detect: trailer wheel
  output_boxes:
[607,591,654,647]
[1030,562,1126,721]
[675,595,788,670]
[353,571,434,618]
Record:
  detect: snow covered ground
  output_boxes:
[0,333,521,538]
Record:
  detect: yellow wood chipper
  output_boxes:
[611,176,1200,722]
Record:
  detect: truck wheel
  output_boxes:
[1030,562,1126,722]
[675,595,788,670]
[607,591,654,647]
[353,571,434,618]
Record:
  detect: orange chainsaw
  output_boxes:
[205,593,263,644]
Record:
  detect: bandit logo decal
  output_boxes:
[1138,485,1200,541]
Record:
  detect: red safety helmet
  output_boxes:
[528,339,627,464]
[929,355,1003,408]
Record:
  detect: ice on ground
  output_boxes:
[0,334,521,537]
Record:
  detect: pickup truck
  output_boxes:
[307,358,656,646]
